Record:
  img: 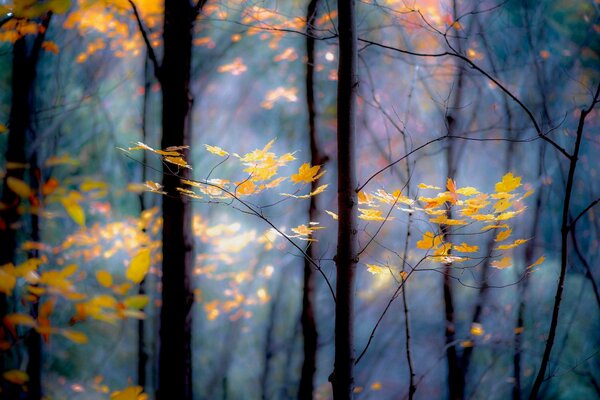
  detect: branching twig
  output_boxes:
[128,0,161,80]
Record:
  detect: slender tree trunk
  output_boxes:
[298,0,321,398]
[443,85,465,400]
[157,2,196,399]
[331,0,358,398]
[529,83,600,399]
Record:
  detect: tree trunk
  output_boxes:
[157,2,195,399]
[331,0,358,398]
[298,0,320,398]
[0,13,51,399]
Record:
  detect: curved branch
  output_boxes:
[128,0,161,80]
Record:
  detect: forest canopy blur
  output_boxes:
[0,0,599,399]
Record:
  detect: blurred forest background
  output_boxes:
[0,0,599,399]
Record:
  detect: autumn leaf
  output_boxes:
[126,248,151,284]
[366,264,384,275]
[470,323,484,336]
[495,172,521,193]
[454,243,478,253]
[290,163,325,184]
[61,196,85,226]
[6,177,32,198]
[281,184,328,199]
[527,256,545,270]
[61,329,88,344]
[204,144,229,156]
[3,370,29,385]
[495,228,512,242]
[429,215,467,226]
[4,313,37,328]
[416,231,442,250]
[497,238,529,250]
[0,123,7,134]
[41,40,59,54]
[446,178,458,203]
[96,270,113,288]
[164,156,192,169]
[358,208,391,221]
[123,295,149,309]
[0,265,17,295]
[418,183,441,190]
[491,257,512,269]
[456,186,479,196]
[110,385,147,400]
[325,210,338,220]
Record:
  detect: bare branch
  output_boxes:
[356,37,571,159]
[128,0,161,80]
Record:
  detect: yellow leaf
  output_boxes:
[164,156,191,169]
[41,40,59,54]
[325,210,338,220]
[416,231,442,250]
[454,243,478,253]
[3,370,29,385]
[358,208,390,221]
[110,385,147,400]
[491,257,512,269]
[4,313,36,327]
[236,180,256,196]
[480,224,509,231]
[96,270,113,288]
[126,249,151,283]
[204,144,229,156]
[366,264,384,275]
[497,238,529,250]
[0,265,17,295]
[527,256,545,270]
[495,172,521,193]
[123,295,149,309]
[45,154,79,167]
[493,198,513,213]
[61,197,85,226]
[429,215,467,225]
[461,340,474,348]
[309,184,328,196]
[371,381,382,391]
[290,163,325,184]
[291,224,323,237]
[281,184,328,199]
[456,186,479,196]
[61,329,88,344]
[418,183,441,190]
[470,322,484,336]
[6,177,31,198]
[0,123,7,134]
[495,228,512,242]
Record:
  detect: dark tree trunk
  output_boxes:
[331,0,358,398]
[157,2,196,399]
[0,13,51,400]
[298,0,320,398]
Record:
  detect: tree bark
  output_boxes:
[157,2,196,399]
[0,13,51,399]
[331,0,358,398]
[298,0,320,398]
